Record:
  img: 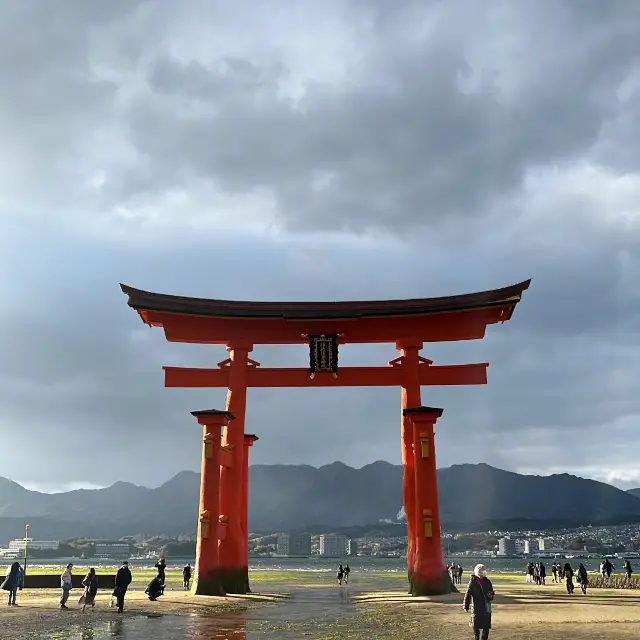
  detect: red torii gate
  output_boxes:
[121,279,530,596]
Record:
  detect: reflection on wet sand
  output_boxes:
[105,613,248,638]
[45,612,248,639]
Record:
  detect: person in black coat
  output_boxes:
[1,562,22,606]
[464,564,495,640]
[145,575,164,601]
[155,558,167,586]
[114,561,132,614]
[563,563,575,594]
[577,563,589,595]
[182,563,192,590]
[539,562,546,585]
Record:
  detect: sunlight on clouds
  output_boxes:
[501,162,640,246]
[90,183,281,240]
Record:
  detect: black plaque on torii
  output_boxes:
[307,334,339,378]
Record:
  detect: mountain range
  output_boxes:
[2,463,640,541]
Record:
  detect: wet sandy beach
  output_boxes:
[2,573,640,639]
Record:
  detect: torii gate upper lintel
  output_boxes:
[120,279,530,596]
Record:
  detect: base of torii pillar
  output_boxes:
[404,406,458,597]
[190,409,235,596]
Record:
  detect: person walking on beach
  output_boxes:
[155,558,167,586]
[577,563,589,595]
[182,563,192,590]
[114,561,132,614]
[2,562,22,606]
[603,558,615,579]
[539,562,546,585]
[533,563,540,585]
[526,562,534,583]
[624,559,633,580]
[344,564,351,584]
[60,563,74,609]
[464,564,494,640]
[551,563,558,583]
[337,564,344,586]
[79,568,98,612]
[563,563,575,594]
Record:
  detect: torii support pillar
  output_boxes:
[403,406,456,596]
[241,434,259,593]
[190,409,234,596]
[219,341,252,594]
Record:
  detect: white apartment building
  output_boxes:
[319,535,347,558]
[497,537,517,556]
[8,539,60,551]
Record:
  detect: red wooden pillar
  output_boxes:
[219,341,251,593]
[397,339,423,591]
[403,406,452,596]
[190,409,234,596]
[241,433,259,593]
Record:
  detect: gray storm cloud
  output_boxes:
[0,0,638,490]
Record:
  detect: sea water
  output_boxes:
[20,555,612,573]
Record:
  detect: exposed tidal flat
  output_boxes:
[3,569,640,639]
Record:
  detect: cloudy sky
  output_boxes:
[1,0,639,493]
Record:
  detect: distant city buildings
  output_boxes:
[9,539,59,551]
[346,539,358,556]
[94,542,131,560]
[0,539,60,558]
[276,533,312,556]
[319,534,347,557]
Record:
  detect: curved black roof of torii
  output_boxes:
[120,280,531,321]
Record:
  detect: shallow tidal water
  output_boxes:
[38,587,357,639]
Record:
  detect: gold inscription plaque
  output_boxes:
[199,511,210,539]
[203,434,213,460]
